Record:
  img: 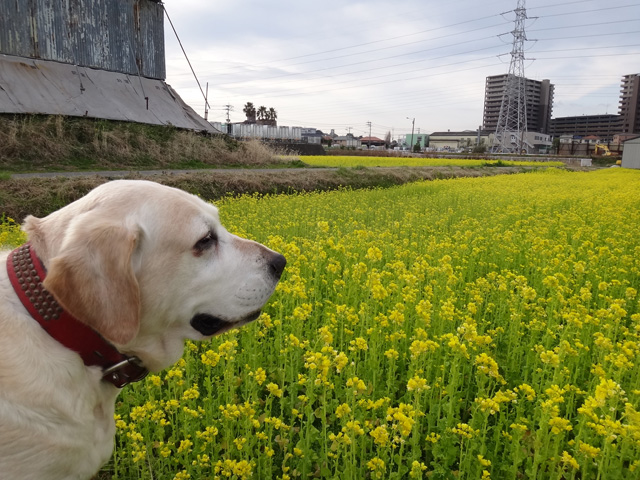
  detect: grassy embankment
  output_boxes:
[1,115,562,221]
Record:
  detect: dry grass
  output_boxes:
[0,166,534,221]
[0,115,286,172]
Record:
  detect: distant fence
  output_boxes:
[211,123,303,141]
[558,141,623,156]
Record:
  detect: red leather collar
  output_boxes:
[6,243,148,388]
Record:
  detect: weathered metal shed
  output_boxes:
[0,0,165,78]
[621,137,640,169]
[0,0,214,132]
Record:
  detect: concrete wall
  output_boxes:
[0,55,212,131]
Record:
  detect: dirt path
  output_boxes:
[10,167,334,179]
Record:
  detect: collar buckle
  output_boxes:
[102,357,149,388]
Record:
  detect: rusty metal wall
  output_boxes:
[0,0,165,79]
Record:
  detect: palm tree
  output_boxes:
[268,107,277,122]
[257,106,267,121]
[243,102,256,122]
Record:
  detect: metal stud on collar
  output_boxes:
[11,244,63,321]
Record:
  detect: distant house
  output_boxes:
[333,134,361,148]
[360,136,386,147]
[526,132,553,153]
[301,128,323,144]
[612,133,640,153]
[429,131,490,151]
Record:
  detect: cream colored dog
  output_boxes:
[0,179,285,479]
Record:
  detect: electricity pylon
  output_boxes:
[491,0,530,154]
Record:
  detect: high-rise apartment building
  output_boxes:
[549,114,621,141]
[483,74,554,134]
[619,73,640,134]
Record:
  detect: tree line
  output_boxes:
[243,102,277,123]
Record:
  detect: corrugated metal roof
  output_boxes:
[0,0,165,79]
[0,54,213,132]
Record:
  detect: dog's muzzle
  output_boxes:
[190,252,285,336]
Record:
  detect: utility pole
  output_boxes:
[223,104,234,135]
[366,121,372,148]
[406,117,415,151]
[224,104,234,123]
[204,82,209,121]
[491,0,532,154]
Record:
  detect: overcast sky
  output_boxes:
[162,0,640,139]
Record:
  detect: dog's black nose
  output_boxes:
[269,253,286,279]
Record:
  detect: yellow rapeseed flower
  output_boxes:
[370,426,390,446]
[452,423,479,439]
[266,383,283,398]
[367,457,386,479]
[560,451,580,470]
[548,417,573,435]
[407,375,429,393]
[335,403,351,419]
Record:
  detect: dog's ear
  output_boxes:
[23,215,50,260]
[43,221,140,345]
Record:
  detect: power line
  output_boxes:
[539,3,640,17]
[529,18,640,32]
[232,50,506,99]
[535,30,640,41]
[190,24,640,104]
[222,43,505,91]
[530,43,640,54]
[260,22,510,71]
[532,51,640,60]
[219,33,504,86]
[163,5,210,112]
[182,20,510,84]
[206,13,507,77]
[528,0,599,9]
[228,41,638,100]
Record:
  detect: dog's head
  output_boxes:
[23,180,285,371]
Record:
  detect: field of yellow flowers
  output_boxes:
[2,168,640,480]
[296,155,565,168]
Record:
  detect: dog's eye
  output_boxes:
[194,231,217,252]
